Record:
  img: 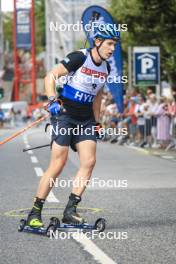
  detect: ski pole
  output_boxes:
[0,98,64,146]
[0,113,50,146]
[23,143,50,152]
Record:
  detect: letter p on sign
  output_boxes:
[141,58,153,74]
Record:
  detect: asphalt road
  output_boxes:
[0,126,176,264]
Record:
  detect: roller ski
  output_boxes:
[18,194,105,236]
[18,197,53,236]
[50,216,106,233]
[18,216,106,236]
[57,193,106,232]
[18,206,58,237]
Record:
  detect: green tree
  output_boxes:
[110,0,176,87]
[35,0,45,53]
[3,13,13,50]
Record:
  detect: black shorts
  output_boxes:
[145,119,152,136]
[138,125,145,136]
[50,114,97,151]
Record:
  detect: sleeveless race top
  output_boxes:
[59,48,110,120]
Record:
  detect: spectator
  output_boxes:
[106,99,118,128]
[125,97,137,144]
[155,97,171,148]
[167,93,176,150]
[142,103,152,148]
[148,94,159,148]
[146,88,153,103]
[10,107,16,128]
[98,89,176,150]
[135,95,146,146]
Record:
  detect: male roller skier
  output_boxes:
[26,24,119,227]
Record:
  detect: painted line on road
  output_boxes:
[162,155,174,160]
[47,191,60,203]
[23,135,28,141]
[24,133,59,203]
[34,167,43,177]
[27,150,33,154]
[23,135,29,145]
[33,167,59,203]
[31,156,38,163]
[126,145,149,155]
[23,135,32,154]
[4,206,102,217]
[126,146,176,162]
[72,233,117,264]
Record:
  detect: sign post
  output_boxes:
[133,47,160,95]
[13,0,36,104]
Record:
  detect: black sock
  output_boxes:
[32,197,45,211]
[69,193,81,202]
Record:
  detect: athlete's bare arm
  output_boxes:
[44,64,68,98]
[93,89,103,122]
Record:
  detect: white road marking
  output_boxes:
[72,233,117,264]
[162,155,174,159]
[47,191,59,203]
[23,135,30,149]
[23,135,28,141]
[34,167,43,177]
[23,136,29,142]
[126,146,176,162]
[33,167,59,203]
[27,150,33,154]
[24,133,59,203]
[126,145,149,154]
[31,156,38,163]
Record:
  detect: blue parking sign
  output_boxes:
[133,47,160,86]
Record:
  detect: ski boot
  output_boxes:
[26,197,45,228]
[62,193,86,224]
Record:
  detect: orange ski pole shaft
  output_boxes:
[0,113,50,146]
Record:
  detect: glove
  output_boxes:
[48,101,61,116]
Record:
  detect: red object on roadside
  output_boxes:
[13,0,37,104]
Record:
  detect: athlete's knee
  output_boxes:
[81,156,96,170]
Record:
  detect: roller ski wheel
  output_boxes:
[94,218,106,232]
[46,224,57,237]
[18,219,27,232]
[49,217,60,226]
[46,217,60,237]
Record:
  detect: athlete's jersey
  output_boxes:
[60,49,110,120]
